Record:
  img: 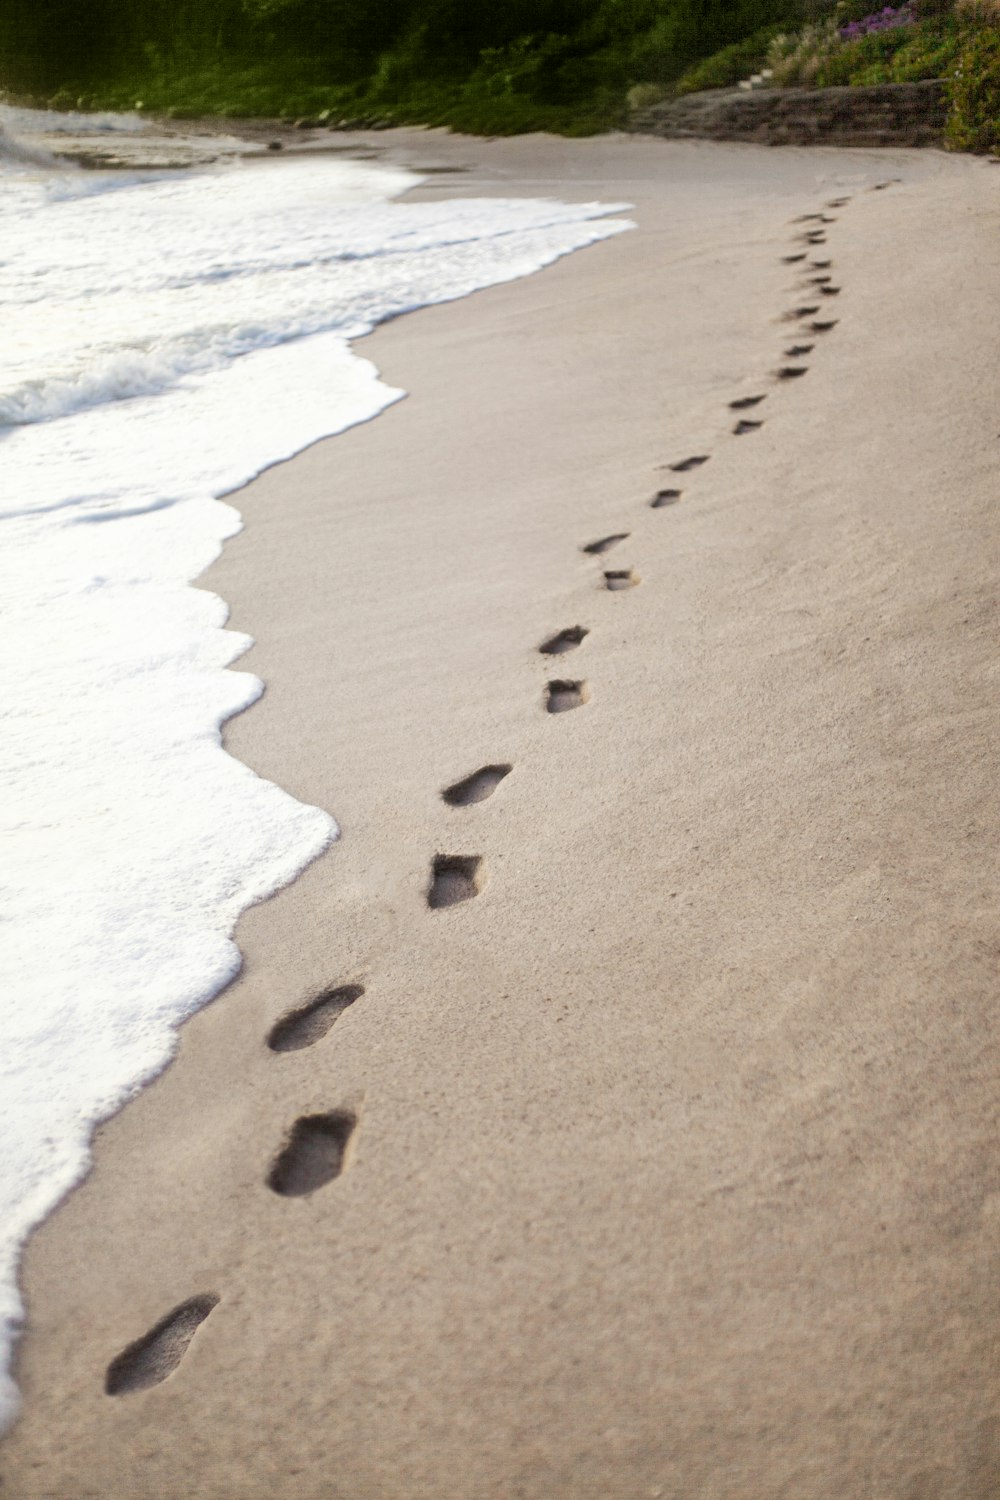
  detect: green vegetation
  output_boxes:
[1,0,998,147]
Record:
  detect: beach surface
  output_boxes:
[4,129,1000,1499]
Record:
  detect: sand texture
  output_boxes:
[4,132,1000,1499]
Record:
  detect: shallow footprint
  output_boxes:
[106,1296,218,1396]
[604,568,639,591]
[809,319,838,333]
[427,854,484,908]
[776,365,809,380]
[268,1110,358,1196]
[783,305,819,321]
[729,394,766,410]
[784,343,814,357]
[442,764,512,807]
[782,253,806,264]
[827,197,850,208]
[819,285,841,296]
[810,258,832,269]
[547,679,588,713]
[539,624,589,655]
[582,532,629,555]
[669,454,709,473]
[733,419,763,435]
[650,488,682,507]
[268,984,364,1052]
[808,274,832,285]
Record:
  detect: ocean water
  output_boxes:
[0,107,630,1429]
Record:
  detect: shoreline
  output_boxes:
[4,131,1000,1498]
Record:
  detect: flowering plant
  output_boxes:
[839,5,917,39]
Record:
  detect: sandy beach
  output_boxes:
[4,128,1000,1498]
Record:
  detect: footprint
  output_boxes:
[582,533,629,556]
[105,1296,218,1396]
[819,285,841,296]
[268,984,364,1053]
[801,232,826,245]
[539,624,589,654]
[427,854,484,908]
[783,306,819,321]
[546,679,588,714]
[776,366,809,380]
[810,259,832,269]
[784,343,814,357]
[268,1110,358,1197]
[669,455,709,473]
[808,274,832,285]
[808,320,838,333]
[782,253,807,263]
[733,419,763,435]
[827,197,850,208]
[792,213,825,224]
[729,394,766,410]
[650,487,682,508]
[442,764,512,807]
[604,568,639,591]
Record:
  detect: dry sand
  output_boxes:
[3,130,1000,1499]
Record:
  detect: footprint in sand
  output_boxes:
[546,679,589,714]
[809,319,838,334]
[442,764,512,807]
[268,1110,359,1196]
[808,274,832,286]
[818,285,841,297]
[776,365,809,380]
[733,419,763,435]
[582,533,629,556]
[783,306,819,321]
[827,197,850,208]
[784,343,814,357]
[669,454,709,473]
[729,394,766,411]
[268,984,364,1053]
[427,854,484,908]
[539,624,589,655]
[650,487,682,508]
[105,1296,218,1396]
[810,259,832,269]
[604,568,639,591]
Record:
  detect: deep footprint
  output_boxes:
[809,320,838,333]
[268,1110,358,1196]
[669,455,709,473]
[442,764,512,807]
[539,624,589,655]
[604,568,639,591]
[547,679,588,713]
[729,394,766,410]
[733,419,763,435]
[268,984,364,1052]
[427,854,484,908]
[650,487,682,507]
[105,1296,218,1396]
[784,344,814,357]
[776,366,809,380]
[582,533,629,555]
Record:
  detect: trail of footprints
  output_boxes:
[104,184,857,1397]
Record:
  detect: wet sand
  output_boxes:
[4,130,1000,1499]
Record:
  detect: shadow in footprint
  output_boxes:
[547,679,588,714]
[733,419,763,435]
[783,306,819,321]
[819,285,841,297]
[776,366,809,380]
[539,624,588,655]
[782,253,806,264]
[650,488,681,508]
[268,1110,358,1197]
[827,197,850,208]
[106,1296,218,1396]
[784,344,814,357]
[604,568,639,591]
[442,764,512,807]
[810,259,832,269]
[428,854,483,908]
[268,985,363,1053]
[582,533,629,556]
[809,320,838,334]
[730,394,766,410]
[809,274,832,285]
[669,455,709,473]
[792,213,824,224]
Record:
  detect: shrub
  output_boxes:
[673,26,785,93]
[945,22,1000,147]
[766,20,844,84]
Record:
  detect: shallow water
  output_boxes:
[0,105,630,1430]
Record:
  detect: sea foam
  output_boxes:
[0,108,631,1431]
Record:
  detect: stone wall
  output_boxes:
[629,80,947,148]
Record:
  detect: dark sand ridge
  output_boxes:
[4,131,1000,1499]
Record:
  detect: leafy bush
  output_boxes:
[945,21,1000,146]
[673,26,785,92]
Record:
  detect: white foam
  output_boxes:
[0,114,632,1431]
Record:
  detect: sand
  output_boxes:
[4,130,1000,1499]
